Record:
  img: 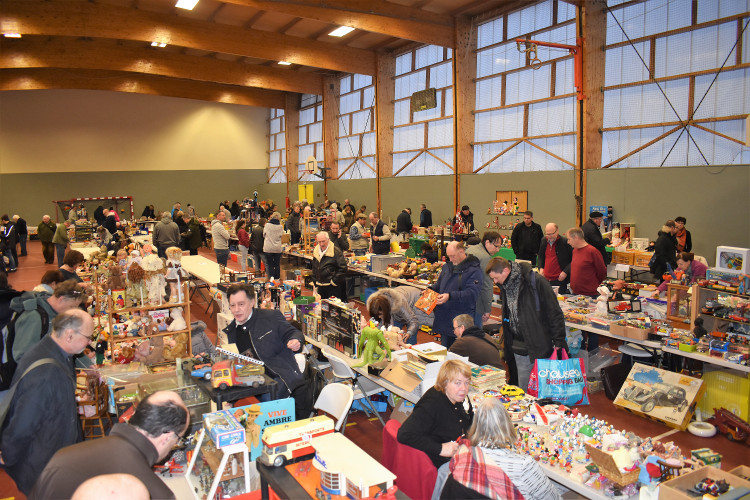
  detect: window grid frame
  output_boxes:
[267,108,286,184]
[335,74,377,180]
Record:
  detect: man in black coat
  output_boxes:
[510,211,543,263]
[223,284,310,418]
[12,215,27,257]
[419,204,433,228]
[486,257,567,390]
[449,314,503,369]
[1,310,92,494]
[396,208,413,241]
[650,220,678,283]
[312,231,347,302]
[452,205,475,233]
[537,222,573,293]
[582,211,611,265]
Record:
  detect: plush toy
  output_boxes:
[353,326,391,367]
[163,332,189,361]
[126,313,142,337]
[595,285,610,316]
[106,264,127,291]
[116,345,135,364]
[167,307,187,332]
[384,326,410,351]
[141,254,166,305]
[165,247,188,302]
[134,337,165,365]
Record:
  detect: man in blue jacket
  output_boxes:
[223,284,310,417]
[429,241,483,348]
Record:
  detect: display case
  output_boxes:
[665,283,693,326]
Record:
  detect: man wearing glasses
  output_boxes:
[0,309,93,494]
[466,231,502,326]
[537,223,573,294]
[31,391,188,499]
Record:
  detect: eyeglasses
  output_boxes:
[172,432,188,447]
[76,331,95,342]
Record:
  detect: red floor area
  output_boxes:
[2,241,748,498]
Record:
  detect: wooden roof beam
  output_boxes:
[2,0,376,75]
[0,68,288,108]
[222,0,455,47]
[0,38,324,94]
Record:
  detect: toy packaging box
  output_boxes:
[614,363,705,430]
[232,397,295,461]
[202,409,246,449]
[715,246,750,274]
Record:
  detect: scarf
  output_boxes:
[450,443,524,500]
[502,262,523,340]
[675,227,687,252]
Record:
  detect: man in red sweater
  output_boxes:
[567,227,606,297]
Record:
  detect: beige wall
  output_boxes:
[0,90,268,173]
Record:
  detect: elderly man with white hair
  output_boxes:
[312,231,348,302]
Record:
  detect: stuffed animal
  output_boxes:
[134,337,164,365]
[167,307,187,332]
[116,345,135,364]
[126,313,142,337]
[106,264,127,291]
[163,332,189,361]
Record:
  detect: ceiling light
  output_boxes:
[3,33,21,38]
[175,0,199,10]
[151,42,167,48]
[328,26,354,37]
[278,61,292,66]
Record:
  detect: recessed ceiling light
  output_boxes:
[278,61,292,66]
[151,42,167,48]
[3,33,21,38]
[175,0,199,10]
[328,26,354,37]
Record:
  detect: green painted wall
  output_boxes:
[0,169,267,223]
[588,165,750,266]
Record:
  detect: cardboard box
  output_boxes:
[659,465,750,500]
[389,400,414,424]
[611,251,634,266]
[614,363,705,430]
[715,246,749,274]
[698,371,750,420]
[380,352,449,397]
[730,465,750,481]
[369,254,404,273]
[706,267,750,290]
[609,322,653,340]
[632,251,653,267]
[113,383,140,417]
[203,410,246,449]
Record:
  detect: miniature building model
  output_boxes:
[312,433,396,499]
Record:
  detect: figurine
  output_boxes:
[353,326,391,367]
[165,246,188,303]
[511,197,519,215]
[500,201,509,215]
[595,285,610,316]
[141,253,166,305]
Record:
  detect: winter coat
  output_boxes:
[582,219,611,265]
[237,228,250,248]
[429,255,483,336]
[1,222,17,247]
[223,309,305,395]
[396,210,413,234]
[452,211,475,233]
[181,218,203,250]
[511,222,544,263]
[366,286,424,340]
[190,320,216,355]
[449,326,503,369]
[370,219,391,254]
[537,235,573,280]
[251,224,265,252]
[37,220,57,244]
[51,223,70,246]
[15,218,27,236]
[263,219,284,253]
[327,230,349,252]
[210,219,230,251]
[342,211,355,232]
[8,292,59,362]
[465,243,495,318]
[651,229,677,279]
[153,215,180,248]
[287,210,302,235]
[348,220,369,251]
[500,262,567,362]
[420,208,433,228]
[312,242,347,287]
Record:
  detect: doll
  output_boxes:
[511,197,519,215]
[165,247,188,303]
[126,262,147,307]
[595,285,610,316]
[116,249,129,269]
[141,253,166,305]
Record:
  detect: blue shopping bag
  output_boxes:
[527,348,589,406]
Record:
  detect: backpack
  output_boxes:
[0,295,50,390]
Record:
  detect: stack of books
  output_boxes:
[470,365,506,391]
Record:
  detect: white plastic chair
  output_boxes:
[322,348,387,427]
[313,383,354,432]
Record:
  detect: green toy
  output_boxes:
[353,326,392,367]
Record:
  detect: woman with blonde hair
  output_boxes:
[440,398,561,500]
[397,360,473,468]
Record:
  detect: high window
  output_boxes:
[268,108,286,183]
[336,74,377,179]
[298,94,323,182]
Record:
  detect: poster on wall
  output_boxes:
[589,205,614,232]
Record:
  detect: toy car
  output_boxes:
[622,384,687,413]
[191,364,212,380]
[500,385,525,399]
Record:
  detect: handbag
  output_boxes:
[527,348,589,406]
[414,289,439,314]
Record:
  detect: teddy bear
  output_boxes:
[106,264,127,291]
[162,332,189,361]
[116,345,135,364]
[134,337,165,365]
[167,307,187,332]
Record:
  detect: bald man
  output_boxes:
[1,309,92,494]
[312,231,348,302]
[30,391,188,499]
[72,474,149,500]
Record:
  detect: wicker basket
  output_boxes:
[584,443,640,486]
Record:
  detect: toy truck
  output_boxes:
[211,359,265,390]
[259,416,334,467]
[707,408,750,446]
